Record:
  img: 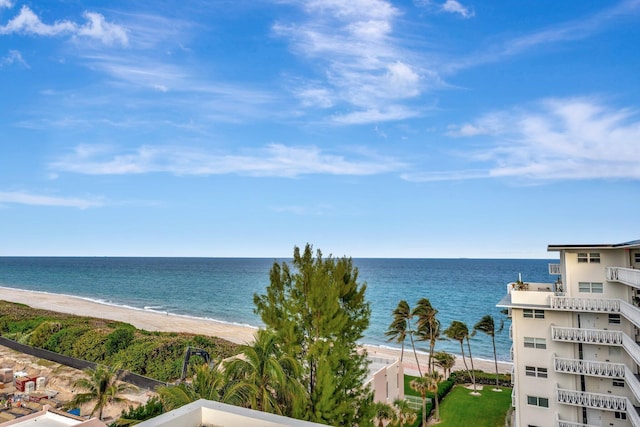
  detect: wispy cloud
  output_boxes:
[447,0,640,72]
[0,0,13,9]
[50,143,406,178]
[408,97,640,182]
[0,6,128,46]
[441,0,474,18]
[0,49,28,68]
[271,204,334,216]
[273,0,433,123]
[0,191,103,209]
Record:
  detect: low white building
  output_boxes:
[0,405,107,427]
[498,239,640,427]
[134,399,329,427]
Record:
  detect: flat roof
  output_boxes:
[548,239,640,251]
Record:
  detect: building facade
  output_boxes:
[498,240,640,427]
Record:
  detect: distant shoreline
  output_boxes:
[0,286,512,374]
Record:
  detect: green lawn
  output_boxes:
[436,385,512,427]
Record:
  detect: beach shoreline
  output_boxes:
[0,286,512,374]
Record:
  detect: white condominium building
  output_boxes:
[498,240,640,427]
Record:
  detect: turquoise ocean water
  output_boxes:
[0,257,556,362]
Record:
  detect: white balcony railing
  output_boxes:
[552,326,623,345]
[550,297,620,313]
[556,387,627,411]
[608,267,640,288]
[554,356,625,378]
[556,416,601,427]
[625,365,640,405]
[549,263,562,275]
[509,323,513,339]
[510,345,514,361]
[621,300,640,329]
[511,387,516,408]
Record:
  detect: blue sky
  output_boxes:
[1,0,638,258]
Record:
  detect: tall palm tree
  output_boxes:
[473,314,504,390]
[157,363,229,411]
[70,364,129,420]
[392,398,417,427]
[413,298,440,374]
[372,401,396,427]
[426,370,444,422]
[386,300,422,376]
[225,329,306,416]
[444,320,477,393]
[433,351,455,378]
[410,375,430,427]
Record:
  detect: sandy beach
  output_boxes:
[0,287,512,375]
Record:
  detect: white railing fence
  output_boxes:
[552,326,623,345]
[554,356,625,378]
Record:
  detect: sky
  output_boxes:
[1,0,639,259]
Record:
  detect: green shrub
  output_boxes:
[44,326,90,353]
[72,329,109,361]
[29,321,62,348]
[106,328,135,356]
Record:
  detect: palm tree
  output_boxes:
[386,300,422,376]
[413,298,440,373]
[157,363,229,411]
[433,351,455,379]
[392,398,417,427]
[426,370,444,422]
[225,329,306,416]
[444,320,477,394]
[372,401,396,427]
[473,314,504,390]
[70,364,129,420]
[410,375,430,427]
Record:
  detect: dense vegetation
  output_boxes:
[0,301,238,382]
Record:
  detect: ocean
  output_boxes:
[0,257,556,362]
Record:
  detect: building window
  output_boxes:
[524,337,546,349]
[634,253,640,263]
[609,314,621,324]
[615,411,627,420]
[579,282,604,293]
[527,396,549,408]
[578,252,600,263]
[524,309,545,319]
[525,366,548,378]
[613,379,625,387]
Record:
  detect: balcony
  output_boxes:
[552,326,623,345]
[553,356,640,404]
[556,388,640,426]
[549,263,562,275]
[556,416,601,427]
[553,356,624,378]
[607,267,640,288]
[550,297,620,313]
[556,387,627,410]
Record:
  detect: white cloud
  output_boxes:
[50,143,406,178]
[0,0,13,9]
[433,97,640,182]
[274,0,432,123]
[442,0,474,18]
[76,12,128,46]
[0,49,28,68]
[0,6,128,46]
[0,191,103,209]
